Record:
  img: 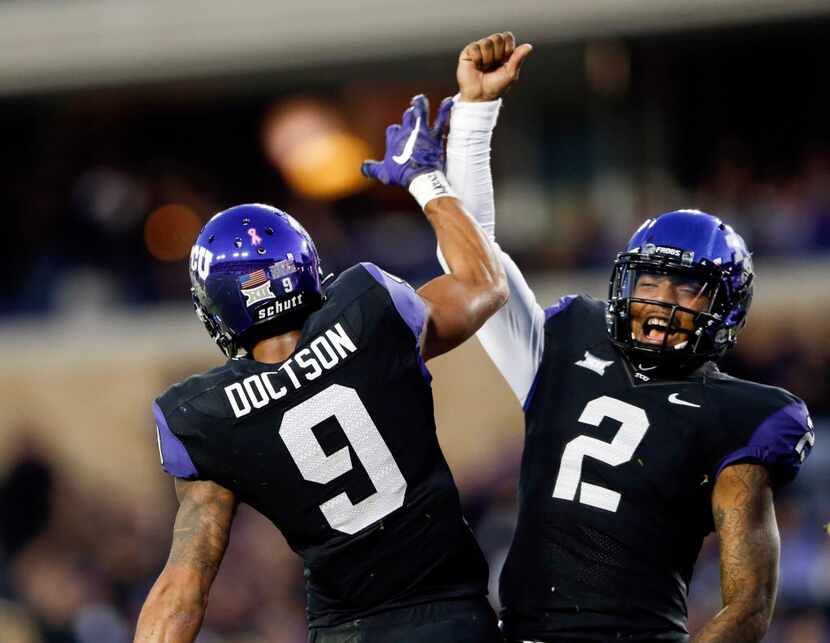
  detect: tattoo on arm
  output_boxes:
[134,480,238,642]
[694,464,779,643]
[169,479,238,586]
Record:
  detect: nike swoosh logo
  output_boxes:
[668,393,701,408]
[392,116,421,164]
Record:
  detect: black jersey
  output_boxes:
[152,263,489,627]
[500,295,815,642]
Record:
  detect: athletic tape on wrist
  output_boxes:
[408,171,459,209]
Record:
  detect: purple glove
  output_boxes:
[362,94,454,187]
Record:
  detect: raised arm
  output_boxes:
[443,32,542,404]
[134,479,238,643]
[693,464,779,643]
[362,95,507,361]
[417,194,507,360]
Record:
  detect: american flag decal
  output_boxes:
[240,269,268,289]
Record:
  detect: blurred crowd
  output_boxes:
[2,109,830,315]
[0,19,828,317]
[493,145,830,273]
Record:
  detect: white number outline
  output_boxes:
[279,384,407,534]
[552,395,650,512]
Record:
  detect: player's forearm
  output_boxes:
[696,465,778,643]
[134,577,207,643]
[692,597,772,643]
[424,195,507,308]
[445,97,501,240]
[693,559,775,643]
[474,246,545,404]
[136,481,236,643]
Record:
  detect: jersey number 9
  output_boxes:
[279,384,407,535]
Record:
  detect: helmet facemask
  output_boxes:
[192,292,238,357]
[607,253,750,370]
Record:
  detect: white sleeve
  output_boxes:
[441,97,545,405]
[445,96,500,240]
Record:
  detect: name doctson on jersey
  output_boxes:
[225,322,357,418]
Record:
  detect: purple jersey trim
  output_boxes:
[523,295,579,411]
[544,294,578,321]
[361,262,431,382]
[153,401,199,479]
[715,399,813,485]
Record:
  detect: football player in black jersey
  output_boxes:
[440,32,816,642]
[134,95,512,643]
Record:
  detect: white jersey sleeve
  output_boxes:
[442,97,546,405]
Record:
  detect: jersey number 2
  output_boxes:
[552,395,649,512]
[279,384,407,535]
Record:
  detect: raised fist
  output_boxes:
[457,32,533,102]
[361,94,453,186]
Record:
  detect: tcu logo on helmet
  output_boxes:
[190,245,213,281]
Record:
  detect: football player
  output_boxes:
[440,32,816,642]
[134,96,508,643]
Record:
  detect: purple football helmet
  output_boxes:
[607,209,754,367]
[189,203,324,357]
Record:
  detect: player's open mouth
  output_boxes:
[638,316,686,346]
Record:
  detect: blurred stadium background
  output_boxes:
[1,1,829,641]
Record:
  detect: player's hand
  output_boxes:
[457,32,533,102]
[361,94,453,187]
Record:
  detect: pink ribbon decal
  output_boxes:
[248,228,262,246]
